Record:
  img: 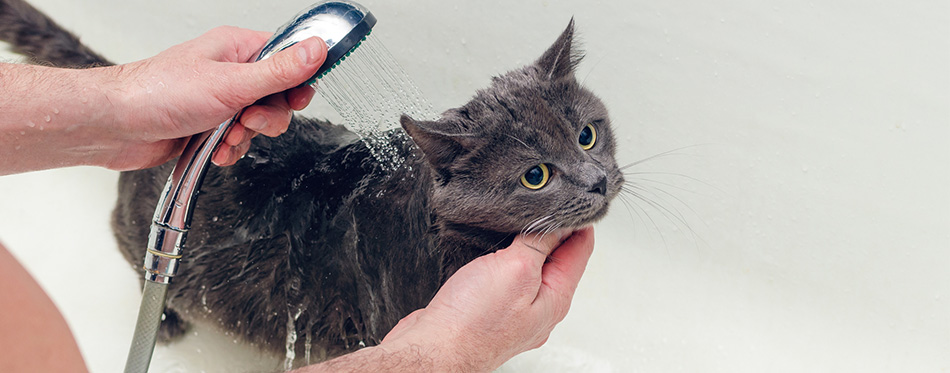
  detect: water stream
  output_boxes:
[316,38,437,171]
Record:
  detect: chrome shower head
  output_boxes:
[258,0,376,84]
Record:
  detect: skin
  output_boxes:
[0,242,87,372]
[0,26,597,372]
[0,26,326,175]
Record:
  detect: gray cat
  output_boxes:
[1,0,622,362]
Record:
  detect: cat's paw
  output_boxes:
[156,308,190,343]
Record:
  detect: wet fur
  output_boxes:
[1,0,623,363]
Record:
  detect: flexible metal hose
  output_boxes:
[124,281,168,373]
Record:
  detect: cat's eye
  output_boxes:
[520,164,550,190]
[579,123,597,150]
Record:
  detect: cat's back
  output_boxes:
[112,116,364,269]
[111,116,441,352]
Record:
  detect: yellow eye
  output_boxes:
[579,123,597,150]
[520,164,550,190]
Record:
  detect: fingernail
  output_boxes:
[244,114,266,131]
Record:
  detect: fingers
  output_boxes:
[481,228,577,307]
[287,83,317,111]
[194,26,274,63]
[235,77,317,138]
[210,37,324,167]
[536,226,595,319]
[237,36,326,98]
[239,93,294,137]
[511,228,573,258]
[215,86,311,166]
[211,135,251,166]
[223,122,253,148]
[542,226,594,292]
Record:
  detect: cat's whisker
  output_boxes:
[624,180,706,230]
[506,134,533,151]
[522,215,562,249]
[524,215,555,234]
[623,171,723,195]
[620,183,706,248]
[580,53,608,86]
[623,183,691,227]
[539,221,561,240]
[618,144,709,171]
[618,188,670,250]
[526,220,563,256]
[624,175,705,196]
[615,193,647,231]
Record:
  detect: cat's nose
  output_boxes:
[588,176,608,196]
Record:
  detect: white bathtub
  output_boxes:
[1,0,947,371]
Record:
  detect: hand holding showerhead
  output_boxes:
[125,2,376,372]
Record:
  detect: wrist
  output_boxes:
[0,63,119,173]
[373,325,486,372]
[298,337,478,373]
[52,65,128,169]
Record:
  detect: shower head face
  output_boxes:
[258,0,376,83]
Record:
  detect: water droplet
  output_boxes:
[44,115,51,122]
[212,216,219,222]
[26,121,35,128]
[52,108,60,114]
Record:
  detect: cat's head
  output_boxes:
[401,20,623,234]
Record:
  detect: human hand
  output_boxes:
[0,26,327,175]
[102,26,327,169]
[380,227,596,371]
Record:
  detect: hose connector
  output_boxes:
[143,223,187,283]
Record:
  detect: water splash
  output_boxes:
[317,38,437,171]
[304,333,312,366]
[284,308,304,370]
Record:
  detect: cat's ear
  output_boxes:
[401,114,474,169]
[535,18,584,80]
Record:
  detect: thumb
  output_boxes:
[238,36,327,98]
[511,228,573,258]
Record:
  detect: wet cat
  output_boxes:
[1,0,623,361]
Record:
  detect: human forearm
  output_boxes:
[293,342,463,373]
[0,63,122,174]
[1,28,326,176]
